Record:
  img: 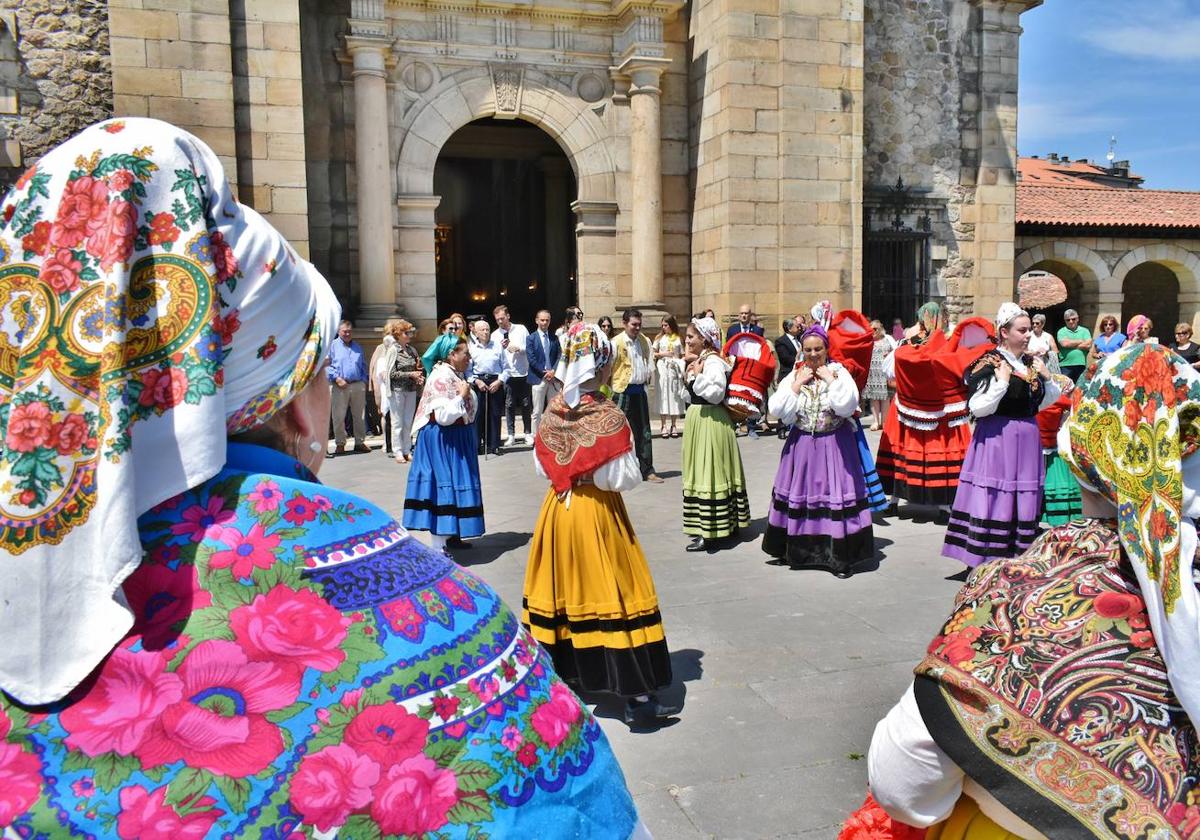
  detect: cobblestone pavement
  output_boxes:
[323,426,966,839]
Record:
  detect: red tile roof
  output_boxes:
[1016,184,1200,230]
[1018,156,1115,189]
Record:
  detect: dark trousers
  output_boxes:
[1061,364,1086,384]
[614,386,654,477]
[505,377,532,436]
[474,375,506,453]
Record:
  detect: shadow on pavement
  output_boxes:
[452,531,532,567]
[585,649,704,734]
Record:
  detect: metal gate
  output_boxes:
[862,230,931,328]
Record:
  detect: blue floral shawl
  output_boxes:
[0,443,639,838]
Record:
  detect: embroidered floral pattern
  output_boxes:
[0,445,635,837]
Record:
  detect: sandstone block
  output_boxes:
[109,36,147,69]
[267,131,307,160]
[113,66,181,98]
[109,9,180,40]
[181,69,234,100]
[178,12,232,44]
[263,22,302,52]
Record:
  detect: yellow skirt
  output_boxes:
[522,484,672,697]
[927,798,1019,840]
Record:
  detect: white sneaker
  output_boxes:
[524,433,535,445]
[504,435,515,447]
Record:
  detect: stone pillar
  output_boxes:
[969,0,1043,319]
[346,19,397,325]
[619,56,671,309]
[396,194,442,339]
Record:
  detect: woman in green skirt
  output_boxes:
[682,316,751,551]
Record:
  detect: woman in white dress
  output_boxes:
[653,316,686,437]
[1026,312,1059,374]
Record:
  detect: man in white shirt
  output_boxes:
[526,309,561,437]
[467,319,509,456]
[611,309,662,482]
[494,305,532,446]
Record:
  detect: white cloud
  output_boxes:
[1079,3,1200,61]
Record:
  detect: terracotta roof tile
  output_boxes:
[1016,184,1200,229]
[1018,156,1113,188]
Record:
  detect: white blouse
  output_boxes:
[684,354,729,405]
[868,684,1047,838]
[431,392,476,425]
[768,364,859,428]
[967,348,1061,419]
[533,449,642,501]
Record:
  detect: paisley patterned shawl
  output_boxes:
[0,443,640,838]
[0,118,339,705]
[534,393,633,493]
[1058,342,1200,743]
[913,520,1200,838]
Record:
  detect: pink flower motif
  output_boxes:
[5,401,53,453]
[71,777,96,798]
[52,413,89,456]
[107,170,134,193]
[138,367,189,411]
[136,640,300,777]
[312,495,332,513]
[50,175,109,249]
[283,496,318,526]
[116,784,224,840]
[149,543,180,564]
[0,742,41,827]
[60,647,183,757]
[516,741,538,768]
[344,704,428,767]
[230,586,349,672]
[208,522,281,579]
[468,675,499,705]
[370,754,458,836]
[246,479,282,514]
[431,695,460,721]
[289,744,380,832]
[531,682,582,749]
[500,724,523,751]
[170,496,236,543]
[210,230,238,282]
[123,563,211,649]
[86,197,137,272]
[340,688,364,709]
[39,247,83,295]
[0,708,9,739]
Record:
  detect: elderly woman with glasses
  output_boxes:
[1055,308,1091,383]
[1092,313,1126,360]
[1026,313,1059,374]
[1173,322,1200,369]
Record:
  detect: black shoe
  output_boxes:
[446,536,472,550]
[685,536,707,552]
[833,568,854,579]
[936,510,950,526]
[623,696,681,725]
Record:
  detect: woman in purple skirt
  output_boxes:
[762,324,875,578]
[942,302,1061,567]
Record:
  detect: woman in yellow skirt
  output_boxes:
[524,323,679,726]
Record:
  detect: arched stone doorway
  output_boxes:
[1016,260,1084,334]
[1122,263,1181,344]
[1014,242,1109,334]
[433,118,578,326]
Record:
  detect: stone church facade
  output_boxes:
[0,0,1041,335]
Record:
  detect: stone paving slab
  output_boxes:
[323,427,967,839]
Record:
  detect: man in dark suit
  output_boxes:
[526,308,562,437]
[725,303,766,341]
[773,318,802,437]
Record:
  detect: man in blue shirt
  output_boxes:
[467,319,509,455]
[327,319,370,455]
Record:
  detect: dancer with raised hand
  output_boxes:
[764,323,875,577]
[681,316,751,551]
[941,303,1060,567]
[523,323,679,727]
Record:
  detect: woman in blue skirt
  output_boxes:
[403,333,486,553]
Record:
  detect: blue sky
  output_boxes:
[1018,0,1200,190]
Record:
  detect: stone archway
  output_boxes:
[392,66,619,335]
[1014,241,1110,331]
[1112,244,1200,342]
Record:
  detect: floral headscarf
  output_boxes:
[690,316,721,350]
[555,322,612,408]
[0,118,339,704]
[1059,342,1200,728]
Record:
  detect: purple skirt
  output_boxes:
[762,422,874,575]
[941,414,1044,567]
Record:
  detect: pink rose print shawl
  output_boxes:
[0,118,339,704]
[0,443,642,838]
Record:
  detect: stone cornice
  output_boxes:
[386,0,683,27]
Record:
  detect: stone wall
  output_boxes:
[0,0,112,189]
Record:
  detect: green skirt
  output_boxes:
[682,403,751,538]
[1042,451,1082,525]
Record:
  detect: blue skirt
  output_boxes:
[853,418,889,512]
[402,422,485,537]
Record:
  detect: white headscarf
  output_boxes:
[810,300,832,330]
[0,118,339,704]
[994,301,1028,331]
[690,316,721,351]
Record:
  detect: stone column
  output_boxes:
[346,30,397,324]
[619,56,671,309]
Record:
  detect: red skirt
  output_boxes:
[875,403,970,506]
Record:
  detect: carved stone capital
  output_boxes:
[615,55,671,95]
[345,34,397,78]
